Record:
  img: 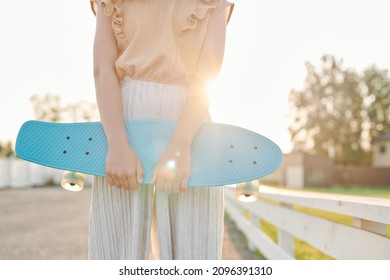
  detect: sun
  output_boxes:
[206,78,219,104]
[206,77,232,123]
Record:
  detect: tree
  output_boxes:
[62,100,99,122]
[0,141,15,157]
[362,66,390,143]
[30,93,63,122]
[288,55,366,165]
[30,93,99,122]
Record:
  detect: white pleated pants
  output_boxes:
[88,77,224,260]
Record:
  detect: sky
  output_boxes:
[1,0,390,153]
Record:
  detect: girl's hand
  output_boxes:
[152,143,191,193]
[105,144,144,191]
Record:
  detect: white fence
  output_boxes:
[224,185,390,259]
[0,158,92,189]
[3,158,390,259]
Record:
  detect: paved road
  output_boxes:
[0,187,258,260]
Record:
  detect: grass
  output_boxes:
[304,185,390,199]
[294,239,333,260]
[256,185,390,260]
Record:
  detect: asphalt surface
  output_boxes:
[0,187,259,260]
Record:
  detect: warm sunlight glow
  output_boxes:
[206,77,233,123]
[166,160,176,170]
[206,79,219,104]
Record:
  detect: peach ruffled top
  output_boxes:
[90,0,234,87]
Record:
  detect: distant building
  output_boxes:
[262,151,333,189]
[372,132,390,168]
[262,148,390,188]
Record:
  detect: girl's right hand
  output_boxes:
[105,144,144,191]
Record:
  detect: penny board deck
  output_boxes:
[16,120,282,187]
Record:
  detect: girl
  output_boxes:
[89,0,234,260]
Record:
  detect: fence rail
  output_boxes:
[0,158,92,189]
[3,158,390,259]
[224,185,390,259]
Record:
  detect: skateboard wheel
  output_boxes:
[236,180,259,202]
[61,171,86,192]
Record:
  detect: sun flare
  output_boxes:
[206,77,233,123]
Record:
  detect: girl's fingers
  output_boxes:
[136,160,144,184]
[128,173,138,190]
[151,166,158,185]
[180,177,188,192]
[172,180,181,193]
[107,175,115,187]
[156,176,166,193]
[112,176,122,189]
[163,178,174,193]
[118,175,128,189]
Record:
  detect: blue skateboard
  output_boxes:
[15,120,282,187]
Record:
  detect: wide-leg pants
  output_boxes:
[88,77,224,260]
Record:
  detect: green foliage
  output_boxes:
[362,66,390,141]
[1,93,97,157]
[294,238,333,260]
[30,93,99,122]
[305,185,390,198]
[30,93,63,122]
[260,219,278,243]
[0,141,15,158]
[288,55,390,166]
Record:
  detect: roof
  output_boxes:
[372,132,390,144]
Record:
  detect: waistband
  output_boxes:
[121,76,188,91]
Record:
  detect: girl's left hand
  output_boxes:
[152,143,191,193]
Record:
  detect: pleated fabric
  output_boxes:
[88,77,224,260]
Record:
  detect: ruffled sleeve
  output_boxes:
[90,0,113,16]
[89,0,125,41]
[224,1,234,24]
[181,0,234,32]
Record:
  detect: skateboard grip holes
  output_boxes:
[254,146,258,150]
[230,144,234,148]
[85,152,90,156]
[229,159,233,164]
[66,136,70,140]
[63,150,67,154]
[253,160,257,165]
[88,137,93,141]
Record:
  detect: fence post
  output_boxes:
[247,213,260,252]
[278,202,295,256]
[353,217,388,236]
[0,158,10,189]
[10,157,32,188]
